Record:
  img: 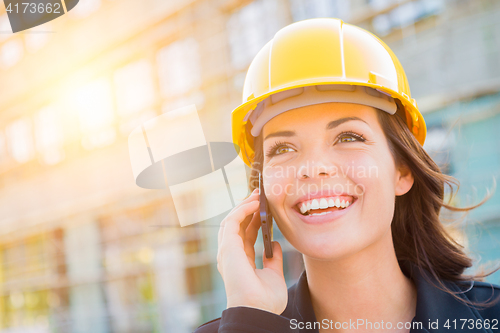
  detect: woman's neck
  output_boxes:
[303,231,417,332]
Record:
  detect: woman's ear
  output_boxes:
[395,163,414,196]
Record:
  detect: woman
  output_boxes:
[195,18,500,333]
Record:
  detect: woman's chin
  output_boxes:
[292,236,356,261]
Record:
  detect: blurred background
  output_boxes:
[0,0,499,332]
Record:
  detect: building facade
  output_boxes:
[0,0,498,332]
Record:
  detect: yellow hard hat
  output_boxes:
[231,18,426,168]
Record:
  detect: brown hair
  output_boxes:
[245,102,499,309]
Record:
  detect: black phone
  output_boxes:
[259,172,273,258]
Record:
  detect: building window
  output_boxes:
[369,0,396,11]
[289,0,351,22]
[69,77,116,150]
[1,38,24,69]
[160,90,205,114]
[114,59,155,116]
[114,59,158,135]
[185,264,212,296]
[34,105,65,165]
[0,130,7,165]
[369,0,445,36]
[423,125,454,175]
[157,37,202,99]
[227,0,286,69]
[6,117,35,163]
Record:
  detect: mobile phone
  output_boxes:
[259,172,273,258]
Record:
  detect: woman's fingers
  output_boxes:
[262,241,284,277]
[218,189,259,250]
[239,190,260,237]
[220,189,259,243]
[241,211,260,269]
[244,211,261,256]
[238,212,253,242]
[220,200,259,250]
[218,190,260,273]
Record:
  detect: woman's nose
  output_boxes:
[297,160,337,179]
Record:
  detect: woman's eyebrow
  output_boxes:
[264,130,295,141]
[264,117,368,141]
[326,117,367,130]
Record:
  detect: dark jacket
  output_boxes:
[194,260,500,332]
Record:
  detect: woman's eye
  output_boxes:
[276,146,293,155]
[336,131,365,144]
[265,141,295,158]
[339,136,356,143]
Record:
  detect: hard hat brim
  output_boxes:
[232,80,426,168]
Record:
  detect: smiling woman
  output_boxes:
[195,18,500,333]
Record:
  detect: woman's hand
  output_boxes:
[217,188,288,315]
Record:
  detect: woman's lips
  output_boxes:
[292,198,357,224]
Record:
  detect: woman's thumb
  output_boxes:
[262,241,284,275]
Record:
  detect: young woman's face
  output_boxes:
[261,103,413,261]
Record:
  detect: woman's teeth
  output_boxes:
[299,197,352,215]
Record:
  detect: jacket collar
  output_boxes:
[283,260,486,333]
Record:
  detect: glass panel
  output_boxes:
[157,38,202,98]
[6,117,35,163]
